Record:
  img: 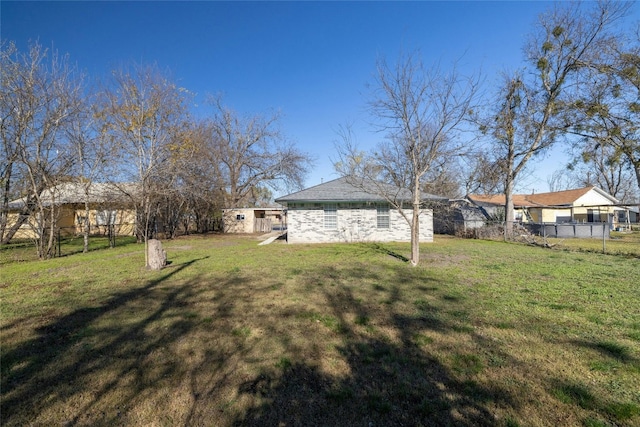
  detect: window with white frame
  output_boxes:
[324,204,337,229]
[377,205,390,228]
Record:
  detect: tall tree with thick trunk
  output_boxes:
[480,1,629,238]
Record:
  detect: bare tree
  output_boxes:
[66,89,110,252]
[461,151,504,195]
[97,63,189,267]
[336,52,479,266]
[566,143,638,201]
[546,169,576,192]
[421,160,465,199]
[0,41,83,258]
[479,73,548,238]
[479,1,629,238]
[169,120,225,233]
[205,97,312,208]
[0,41,22,243]
[152,121,212,238]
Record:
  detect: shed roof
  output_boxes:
[275,177,446,204]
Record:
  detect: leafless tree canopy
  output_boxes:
[336,52,480,265]
[366,54,479,191]
[1,41,84,257]
[205,97,311,208]
[95,63,191,266]
[1,39,314,259]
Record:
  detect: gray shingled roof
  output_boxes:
[275,177,446,204]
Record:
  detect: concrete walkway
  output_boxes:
[258,231,287,245]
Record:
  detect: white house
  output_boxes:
[275,177,444,244]
[467,186,625,225]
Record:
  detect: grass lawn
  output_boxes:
[1,234,639,426]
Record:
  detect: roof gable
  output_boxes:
[572,187,620,206]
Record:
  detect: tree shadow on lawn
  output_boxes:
[1,256,214,426]
[2,250,525,426]
[233,263,518,426]
[568,339,638,363]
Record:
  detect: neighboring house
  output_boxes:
[433,199,487,235]
[6,182,137,240]
[274,177,444,244]
[618,205,640,226]
[467,186,626,227]
[222,207,285,233]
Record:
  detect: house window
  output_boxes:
[324,204,337,229]
[377,205,390,228]
[96,210,117,226]
[236,214,245,221]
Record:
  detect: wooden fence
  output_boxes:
[254,218,273,233]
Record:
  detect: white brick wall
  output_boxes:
[286,206,433,244]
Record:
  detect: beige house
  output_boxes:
[222,207,285,234]
[468,186,625,227]
[6,182,137,240]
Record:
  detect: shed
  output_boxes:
[222,207,285,233]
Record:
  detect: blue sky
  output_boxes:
[3,1,637,196]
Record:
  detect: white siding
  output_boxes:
[574,189,615,207]
[286,206,433,244]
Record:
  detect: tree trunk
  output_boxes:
[83,198,90,253]
[143,194,152,269]
[1,194,39,244]
[34,210,43,259]
[633,159,640,196]
[410,183,421,267]
[0,166,12,243]
[410,202,420,266]
[144,216,149,268]
[45,204,56,258]
[504,177,515,241]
